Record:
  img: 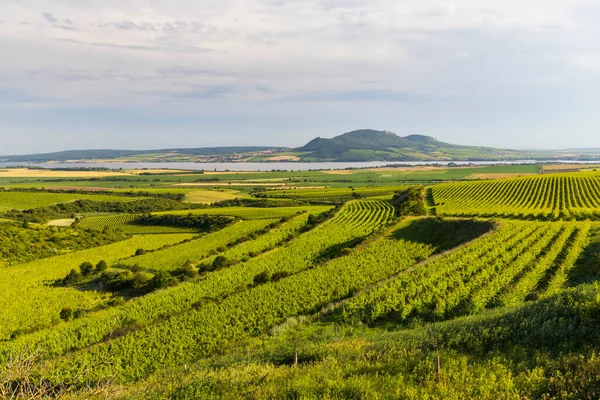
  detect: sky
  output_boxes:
[1,0,600,154]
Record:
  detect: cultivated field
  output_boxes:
[1,165,600,399]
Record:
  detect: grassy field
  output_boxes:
[0,191,139,210]
[0,165,543,191]
[184,189,242,203]
[2,167,600,399]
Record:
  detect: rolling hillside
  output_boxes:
[296,129,532,161]
[2,129,599,163]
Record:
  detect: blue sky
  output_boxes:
[1,0,600,154]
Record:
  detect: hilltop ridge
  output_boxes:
[1,129,598,162]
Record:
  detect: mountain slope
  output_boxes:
[296,129,526,161]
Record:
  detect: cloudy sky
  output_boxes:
[1,0,600,154]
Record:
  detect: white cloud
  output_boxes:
[1,0,600,151]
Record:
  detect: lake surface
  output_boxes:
[0,160,597,172]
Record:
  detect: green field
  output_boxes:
[2,167,600,399]
[0,191,138,211]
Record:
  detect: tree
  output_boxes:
[63,269,82,285]
[212,255,229,270]
[95,260,108,273]
[79,262,94,276]
[149,271,178,290]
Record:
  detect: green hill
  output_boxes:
[296,129,528,161]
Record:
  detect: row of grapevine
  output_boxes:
[44,217,454,383]
[154,206,332,220]
[1,200,394,363]
[343,221,590,324]
[199,212,312,265]
[77,214,136,230]
[431,175,600,219]
[121,219,280,271]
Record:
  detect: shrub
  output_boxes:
[172,264,196,280]
[95,260,108,273]
[253,271,271,285]
[212,256,229,270]
[149,271,179,290]
[132,272,154,289]
[101,270,135,291]
[63,269,82,285]
[79,262,94,276]
[271,271,291,282]
[59,308,74,321]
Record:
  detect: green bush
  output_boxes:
[95,260,108,273]
[62,269,82,285]
[59,308,73,321]
[253,271,272,285]
[79,262,94,276]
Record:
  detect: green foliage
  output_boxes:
[3,175,600,400]
[253,271,271,285]
[62,269,82,285]
[131,213,232,232]
[3,197,202,223]
[95,260,108,273]
[0,222,128,266]
[391,186,427,217]
[0,233,194,340]
[59,308,73,321]
[79,262,94,276]
[100,270,135,291]
[149,271,179,290]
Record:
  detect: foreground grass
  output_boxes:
[112,283,600,399]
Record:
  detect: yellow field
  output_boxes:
[0,168,128,178]
[184,190,240,204]
[466,173,538,179]
[321,170,357,175]
[542,164,600,172]
[47,219,76,226]
[126,169,190,175]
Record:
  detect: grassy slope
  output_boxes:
[0,234,195,339]
[0,191,139,210]
[120,284,600,400]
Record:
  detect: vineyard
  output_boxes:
[76,213,201,233]
[0,199,395,366]
[76,213,136,229]
[430,174,600,219]
[344,220,590,324]
[22,216,488,383]
[264,187,400,204]
[1,168,600,399]
[155,206,331,219]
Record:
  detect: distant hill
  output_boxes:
[2,130,599,163]
[0,147,286,163]
[296,129,527,161]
